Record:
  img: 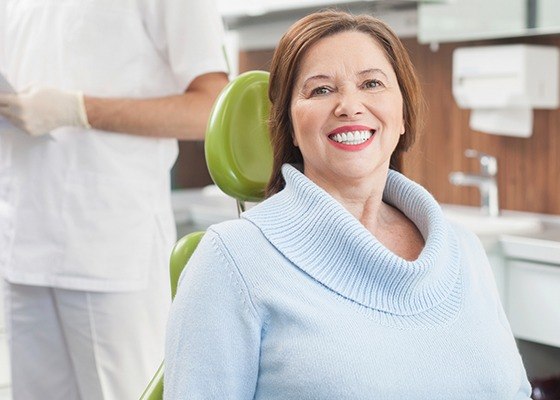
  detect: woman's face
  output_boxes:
[290,30,405,190]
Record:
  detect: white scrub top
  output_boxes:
[0,0,228,291]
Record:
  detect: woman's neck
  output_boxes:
[303,167,424,260]
[305,168,389,233]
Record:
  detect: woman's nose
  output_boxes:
[334,92,365,118]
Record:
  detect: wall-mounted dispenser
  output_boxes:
[452,44,559,137]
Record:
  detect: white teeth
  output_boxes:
[330,130,373,145]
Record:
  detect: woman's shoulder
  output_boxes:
[446,219,484,252]
[446,220,496,281]
[187,218,280,304]
[207,217,257,235]
[198,218,271,259]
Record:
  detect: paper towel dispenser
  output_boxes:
[452,44,559,137]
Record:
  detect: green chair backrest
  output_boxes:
[139,71,272,400]
[205,70,272,207]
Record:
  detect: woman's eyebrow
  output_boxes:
[358,68,389,80]
[300,74,331,90]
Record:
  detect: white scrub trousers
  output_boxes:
[3,272,170,400]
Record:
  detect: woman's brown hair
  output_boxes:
[265,9,424,196]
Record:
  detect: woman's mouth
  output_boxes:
[328,129,374,146]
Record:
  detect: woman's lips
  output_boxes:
[327,128,375,151]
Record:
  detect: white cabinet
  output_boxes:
[500,227,560,348]
[218,0,346,16]
[218,0,445,19]
[217,0,351,18]
[217,0,265,17]
[539,0,560,29]
[418,0,527,43]
[507,260,560,348]
[418,0,560,44]
[218,0,423,51]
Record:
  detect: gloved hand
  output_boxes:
[0,86,91,136]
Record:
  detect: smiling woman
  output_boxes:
[164,10,533,400]
[289,31,405,200]
[266,11,423,197]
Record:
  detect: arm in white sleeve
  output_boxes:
[0,72,226,141]
[164,230,261,400]
[83,72,227,140]
[1,0,228,139]
[0,86,90,136]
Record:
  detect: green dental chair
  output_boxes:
[139,70,272,400]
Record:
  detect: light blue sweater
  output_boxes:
[165,165,531,399]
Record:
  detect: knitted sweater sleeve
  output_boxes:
[164,229,261,399]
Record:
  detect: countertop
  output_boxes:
[172,188,560,265]
[439,204,560,265]
[501,227,560,265]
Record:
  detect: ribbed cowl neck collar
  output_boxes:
[243,165,461,318]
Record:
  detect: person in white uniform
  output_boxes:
[0,1,229,399]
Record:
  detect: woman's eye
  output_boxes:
[310,86,331,96]
[362,79,383,89]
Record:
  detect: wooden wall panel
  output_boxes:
[239,34,560,215]
[172,141,212,189]
[238,49,275,74]
[400,34,560,215]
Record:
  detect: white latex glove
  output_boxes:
[0,86,91,136]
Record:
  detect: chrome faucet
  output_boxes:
[449,149,500,217]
